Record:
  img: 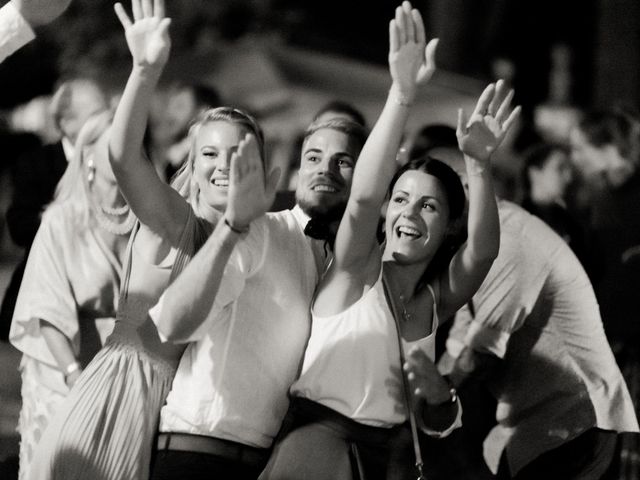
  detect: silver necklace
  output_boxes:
[398,294,413,322]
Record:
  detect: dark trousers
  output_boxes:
[150,449,265,480]
[496,428,618,480]
[259,397,422,480]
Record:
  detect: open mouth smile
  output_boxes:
[211,177,229,187]
[395,225,422,239]
[311,184,339,193]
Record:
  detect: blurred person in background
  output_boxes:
[520,142,597,280]
[570,108,640,478]
[9,111,130,480]
[0,0,73,63]
[28,1,271,477]
[436,143,638,480]
[0,76,109,341]
[146,80,222,182]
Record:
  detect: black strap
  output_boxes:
[381,271,426,480]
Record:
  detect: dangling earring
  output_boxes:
[87,155,96,185]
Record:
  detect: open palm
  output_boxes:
[388,2,438,98]
[115,0,171,69]
[457,80,520,163]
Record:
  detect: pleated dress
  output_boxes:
[28,209,211,480]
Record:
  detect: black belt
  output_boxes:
[157,432,269,468]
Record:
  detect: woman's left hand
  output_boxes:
[456,79,521,165]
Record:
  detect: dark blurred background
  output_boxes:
[0,0,640,474]
[0,0,638,112]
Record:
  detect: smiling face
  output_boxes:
[192,120,248,211]
[384,169,451,265]
[295,127,360,221]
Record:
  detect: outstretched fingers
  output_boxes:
[501,105,522,135]
[141,0,153,18]
[487,79,507,116]
[470,83,496,120]
[114,3,132,29]
[389,19,399,53]
[131,0,142,21]
[153,0,165,18]
[456,108,468,137]
[412,8,426,45]
[395,5,408,45]
[402,1,416,44]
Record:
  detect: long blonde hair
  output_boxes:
[169,106,265,204]
[50,110,113,229]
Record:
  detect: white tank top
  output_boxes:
[291,273,438,427]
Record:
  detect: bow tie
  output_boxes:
[304,218,335,249]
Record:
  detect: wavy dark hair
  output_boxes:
[386,156,467,289]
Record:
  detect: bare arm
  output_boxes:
[439,81,520,317]
[155,135,279,342]
[333,2,438,274]
[110,0,191,245]
[40,320,82,387]
[11,0,71,27]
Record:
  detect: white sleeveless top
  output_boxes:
[291,273,439,427]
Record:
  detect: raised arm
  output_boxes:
[110,0,192,245]
[154,135,279,343]
[439,80,520,317]
[333,1,438,273]
[11,0,71,27]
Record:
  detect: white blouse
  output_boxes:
[292,272,445,428]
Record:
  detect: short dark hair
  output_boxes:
[313,100,367,128]
[303,118,369,155]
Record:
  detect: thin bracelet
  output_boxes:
[64,361,81,377]
[224,217,250,234]
[389,89,413,107]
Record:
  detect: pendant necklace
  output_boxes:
[398,294,413,322]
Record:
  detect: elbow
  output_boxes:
[156,315,190,344]
[471,241,499,268]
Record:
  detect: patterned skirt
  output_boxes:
[27,334,177,480]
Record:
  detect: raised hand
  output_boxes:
[388,1,438,103]
[456,79,521,165]
[114,0,171,71]
[225,135,280,231]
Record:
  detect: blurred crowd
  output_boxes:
[1,1,640,480]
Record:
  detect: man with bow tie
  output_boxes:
[147,117,367,480]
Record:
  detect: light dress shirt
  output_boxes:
[150,206,326,448]
[0,1,35,63]
[445,201,639,475]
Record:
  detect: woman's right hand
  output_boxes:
[114,0,171,73]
